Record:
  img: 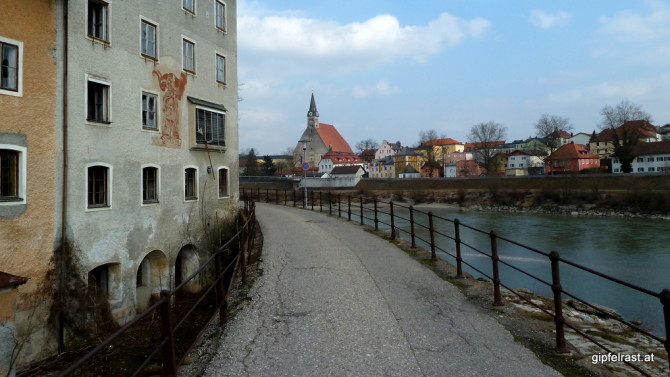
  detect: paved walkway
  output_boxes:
[204,204,562,376]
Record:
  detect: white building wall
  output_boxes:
[63,0,238,321]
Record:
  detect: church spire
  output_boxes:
[307,93,319,118]
[307,93,319,129]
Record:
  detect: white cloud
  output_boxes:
[238,12,491,67]
[598,2,670,42]
[529,10,572,30]
[351,80,401,98]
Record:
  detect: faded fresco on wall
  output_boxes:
[152,70,187,148]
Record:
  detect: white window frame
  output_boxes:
[215,53,226,85]
[87,0,110,43]
[0,145,27,205]
[140,17,158,60]
[215,1,227,32]
[0,36,23,97]
[141,163,160,205]
[217,166,229,198]
[85,162,113,211]
[141,89,159,131]
[182,36,196,74]
[182,0,195,14]
[195,106,225,146]
[183,166,198,201]
[86,76,112,124]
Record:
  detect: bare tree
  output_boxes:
[467,121,507,176]
[535,114,573,152]
[354,138,379,153]
[417,129,446,146]
[599,100,653,173]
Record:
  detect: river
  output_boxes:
[364,205,669,335]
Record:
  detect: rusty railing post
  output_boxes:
[549,251,568,353]
[660,289,670,369]
[490,231,503,306]
[159,291,177,377]
[329,192,332,215]
[319,191,323,212]
[311,191,314,211]
[373,199,379,231]
[347,195,352,221]
[293,190,296,207]
[390,201,396,240]
[409,205,416,248]
[359,197,364,225]
[454,219,463,278]
[284,190,287,206]
[428,212,436,261]
[302,189,306,209]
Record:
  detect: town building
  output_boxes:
[293,94,353,168]
[612,141,670,173]
[545,144,600,174]
[392,148,424,178]
[590,120,660,158]
[318,152,364,174]
[0,0,239,372]
[374,140,403,160]
[506,150,545,176]
[367,157,395,179]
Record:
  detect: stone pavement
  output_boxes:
[204,203,563,376]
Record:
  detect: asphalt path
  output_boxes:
[204,203,563,377]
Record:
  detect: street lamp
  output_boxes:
[299,139,310,207]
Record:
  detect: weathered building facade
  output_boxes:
[0,0,239,372]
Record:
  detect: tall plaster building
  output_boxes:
[293,94,353,168]
[0,0,238,373]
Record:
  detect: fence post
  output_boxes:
[454,219,463,278]
[265,188,269,203]
[660,289,670,369]
[374,199,379,231]
[337,194,341,217]
[549,251,568,353]
[329,192,332,215]
[159,291,177,377]
[347,195,352,221]
[284,190,287,206]
[409,205,416,248]
[311,191,314,211]
[241,187,245,200]
[319,191,323,212]
[293,190,296,207]
[302,190,306,209]
[359,197,364,225]
[390,201,396,240]
[490,231,503,306]
[428,212,436,261]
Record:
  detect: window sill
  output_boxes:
[142,200,159,206]
[87,119,112,127]
[86,204,111,212]
[0,197,24,203]
[183,69,197,77]
[141,126,160,133]
[86,35,111,46]
[216,27,227,34]
[184,197,198,202]
[216,81,227,87]
[191,144,226,152]
[141,54,158,62]
[218,195,230,200]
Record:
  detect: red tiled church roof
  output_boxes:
[318,123,353,153]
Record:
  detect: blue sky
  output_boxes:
[237,0,670,155]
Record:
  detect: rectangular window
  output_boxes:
[215,1,226,31]
[182,38,195,73]
[87,79,110,122]
[637,167,644,172]
[657,157,663,161]
[218,167,228,197]
[0,150,19,199]
[182,0,194,13]
[88,0,109,42]
[215,54,226,84]
[141,20,157,59]
[649,167,655,172]
[88,265,109,297]
[1,41,19,91]
[195,108,225,146]
[142,166,159,203]
[184,167,197,200]
[88,165,109,207]
[637,158,644,162]
[142,92,158,130]
[648,157,654,162]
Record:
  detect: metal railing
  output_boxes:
[242,188,670,376]
[58,199,257,377]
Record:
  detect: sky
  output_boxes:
[237,0,670,155]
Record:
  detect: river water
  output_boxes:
[363,205,669,335]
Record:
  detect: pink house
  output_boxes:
[545,143,600,174]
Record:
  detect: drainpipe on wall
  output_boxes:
[58,0,69,353]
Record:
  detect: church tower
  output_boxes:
[307,93,319,129]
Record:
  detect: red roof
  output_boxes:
[422,138,464,146]
[593,120,657,142]
[547,143,598,160]
[321,151,363,165]
[330,165,364,175]
[318,123,353,153]
[632,141,670,155]
[464,141,505,151]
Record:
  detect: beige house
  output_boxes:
[0,0,239,372]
